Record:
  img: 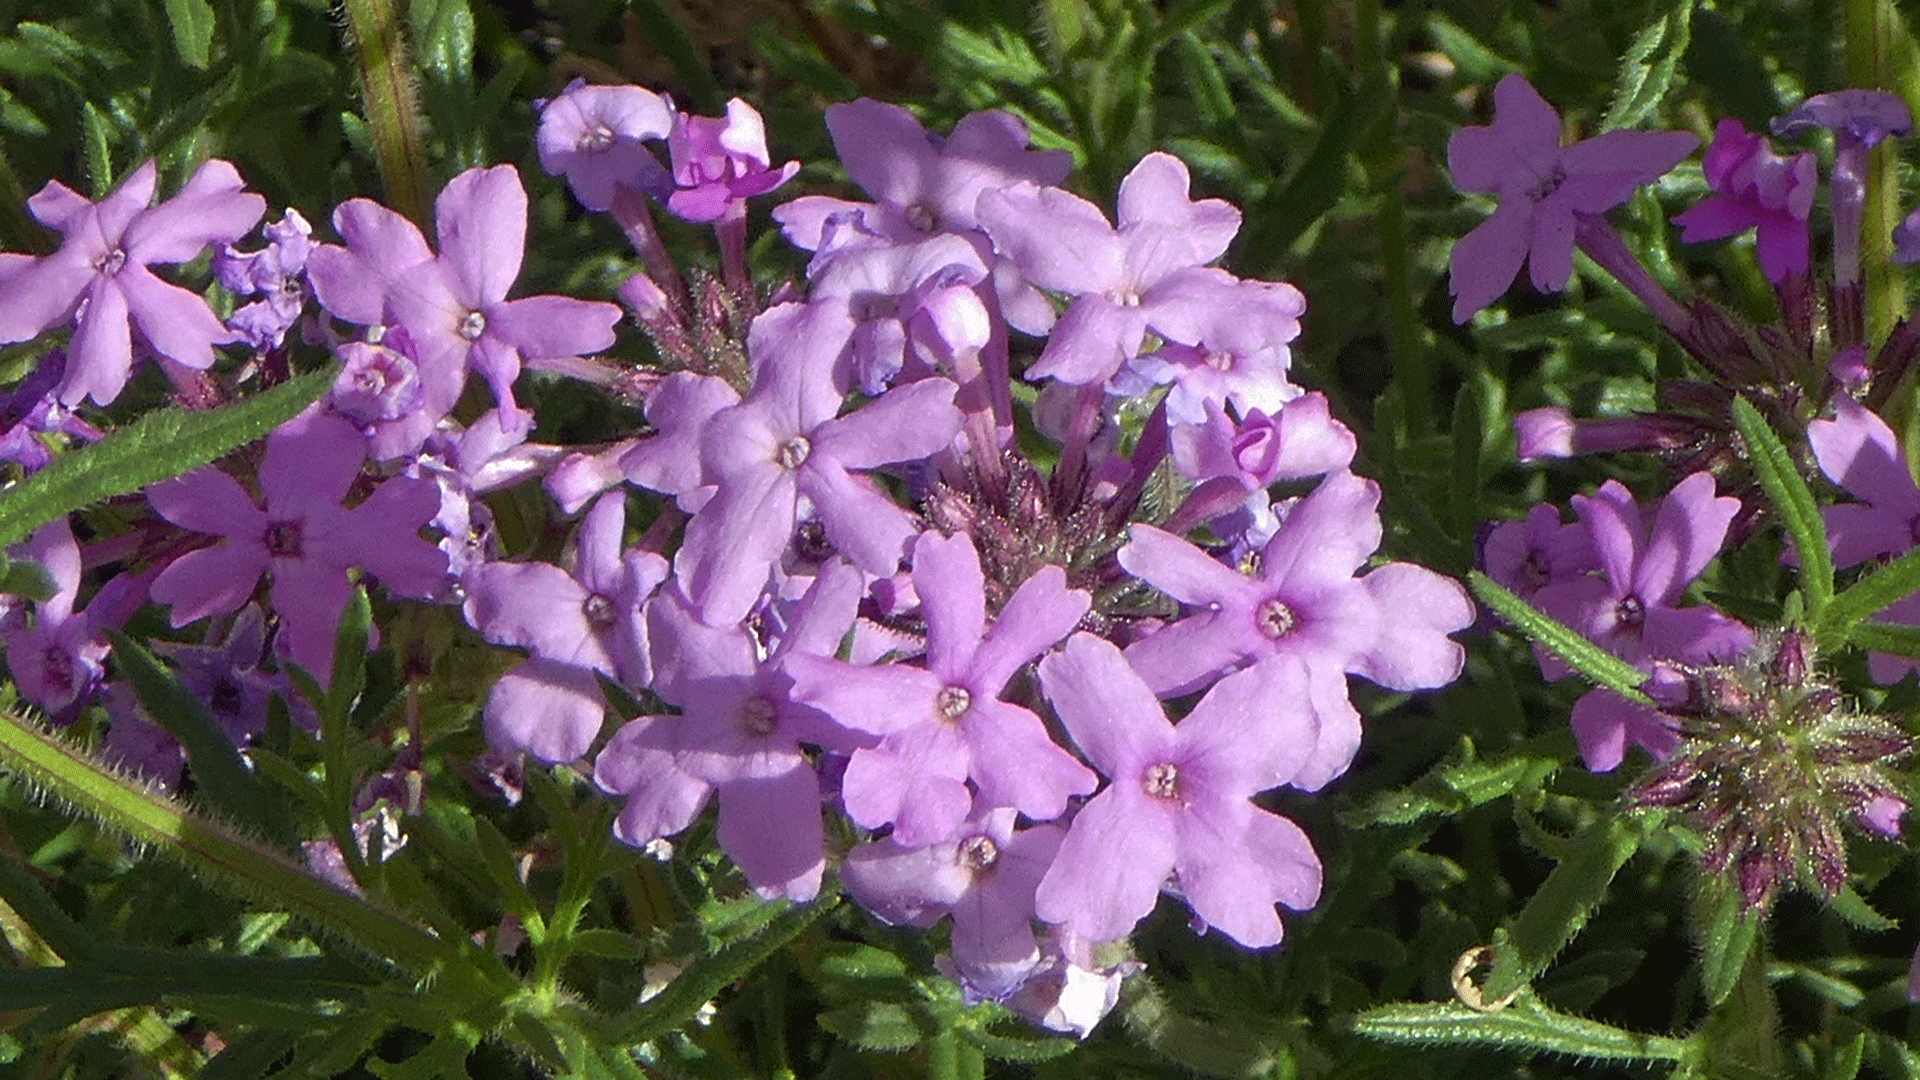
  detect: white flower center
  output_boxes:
[1143,762,1181,800]
[459,310,488,341]
[775,436,811,469]
[935,685,971,721]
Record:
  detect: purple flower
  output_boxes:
[1807,396,1920,682]
[215,208,315,351]
[673,302,963,627]
[465,493,668,762]
[1447,74,1696,322]
[1119,278,1305,426]
[976,153,1247,384]
[1167,393,1355,489]
[788,531,1096,845]
[1120,471,1473,789]
[843,803,1065,999]
[381,166,625,426]
[594,563,871,901]
[1482,502,1600,599]
[536,79,674,211]
[1774,90,1913,298]
[775,99,1072,249]
[805,233,989,395]
[1671,119,1816,283]
[0,350,102,473]
[0,159,266,405]
[147,411,448,682]
[1032,635,1323,948]
[4,519,109,714]
[664,99,798,222]
[1530,473,1753,689]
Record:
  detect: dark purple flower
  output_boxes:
[1672,119,1816,283]
[1447,74,1696,322]
[147,410,448,682]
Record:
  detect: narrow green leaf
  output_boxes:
[820,1001,928,1052]
[107,630,289,847]
[0,365,334,548]
[161,0,216,69]
[0,857,97,962]
[1601,0,1695,131]
[1120,976,1279,1078]
[1484,818,1641,1000]
[1731,396,1831,617]
[1822,545,1920,643]
[1690,876,1761,1007]
[1830,884,1897,931]
[1259,69,1392,251]
[1469,573,1652,699]
[1841,621,1920,659]
[959,1021,1080,1064]
[1354,1001,1689,1062]
[0,557,54,602]
[1152,0,1233,45]
[78,99,113,198]
[199,1030,301,1080]
[1829,1033,1867,1080]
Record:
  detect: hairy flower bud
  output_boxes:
[1623,630,1912,912]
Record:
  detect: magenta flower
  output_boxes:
[1120,471,1473,789]
[976,153,1247,384]
[147,411,448,682]
[1032,635,1323,948]
[788,531,1096,846]
[1447,74,1696,322]
[0,159,265,405]
[1482,502,1599,599]
[664,99,799,222]
[1531,474,1751,680]
[1671,119,1816,283]
[535,79,674,211]
[1774,90,1913,298]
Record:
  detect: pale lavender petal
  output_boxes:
[1175,657,1315,792]
[826,98,937,209]
[148,467,265,537]
[966,564,1089,694]
[1033,790,1174,943]
[1259,471,1382,586]
[1118,525,1251,607]
[488,295,620,359]
[436,164,526,306]
[913,531,986,680]
[1171,798,1282,947]
[1448,197,1531,322]
[117,263,229,368]
[484,658,606,762]
[64,280,132,406]
[974,183,1126,296]
[1038,633,1175,777]
[717,765,826,901]
[1635,472,1736,605]
[963,698,1096,820]
[1351,564,1472,690]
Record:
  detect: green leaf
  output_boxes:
[0,556,54,602]
[1120,976,1279,1078]
[1830,884,1897,931]
[1821,544,1920,644]
[1600,0,1694,131]
[1842,621,1920,659]
[78,98,114,198]
[1690,876,1761,1008]
[819,1001,928,1052]
[0,365,334,548]
[107,630,290,847]
[568,929,644,961]
[1469,573,1652,699]
[1731,396,1831,618]
[1353,1000,1689,1062]
[161,0,216,69]
[625,0,724,112]
[611,896,838,1044]
[1259,68,1392,251]
[1483,817,1641,1000]
[958,1021,1079,1064]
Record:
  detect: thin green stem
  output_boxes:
[340,0,431,224]
[1847,0,1900,344]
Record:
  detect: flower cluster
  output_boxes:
[1459,77,1919,916]
[0,86,1471,1035]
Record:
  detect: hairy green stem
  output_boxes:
[0,709,444,973]
[1847,0,1899,345]
[340,0,431,224]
